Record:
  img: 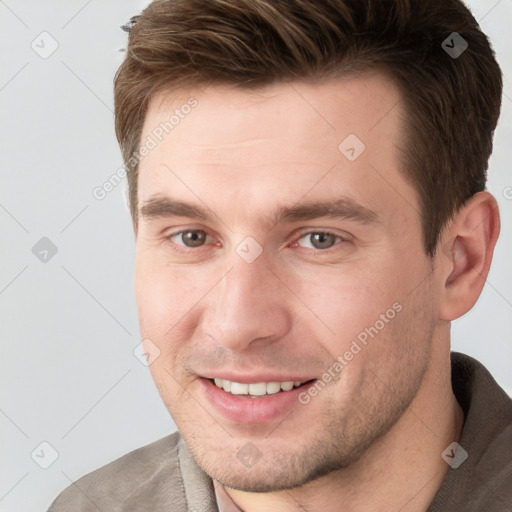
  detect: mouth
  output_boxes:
[210,378,316,398]
[199,376,318,423]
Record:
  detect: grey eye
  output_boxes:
[173,230,208,247]
[298,232,339,250]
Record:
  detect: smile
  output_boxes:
[212,378,307,397]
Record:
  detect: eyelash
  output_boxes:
[166,228,348,254]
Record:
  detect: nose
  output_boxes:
[202,255,291,352]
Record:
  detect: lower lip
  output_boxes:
[199,378,316,424]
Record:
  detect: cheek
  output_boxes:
[135,258,201,411]
[135,254,206,336]
[286,263,402,352]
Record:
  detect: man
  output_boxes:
[49,0,511,510]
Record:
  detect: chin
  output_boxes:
[188,434,362,493]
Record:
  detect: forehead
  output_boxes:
[144,73,403,154]
[137,74,418,232]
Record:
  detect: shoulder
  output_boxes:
[430,353,512,511]
[47,432,188,511]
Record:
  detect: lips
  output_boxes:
[198,376,317,423]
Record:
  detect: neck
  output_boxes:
[225,335,464,512]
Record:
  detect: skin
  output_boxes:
[134,74,500,511]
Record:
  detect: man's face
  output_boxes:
[134,75,440,491]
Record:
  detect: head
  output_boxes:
[114,0,502,492]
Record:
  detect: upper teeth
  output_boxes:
[213,379,304,396]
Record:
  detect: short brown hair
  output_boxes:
[114,0,502,255]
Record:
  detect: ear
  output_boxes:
[437,191,500,321]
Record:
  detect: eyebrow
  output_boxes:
[139,195,379,227]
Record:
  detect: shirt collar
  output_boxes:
[213,480,244,512]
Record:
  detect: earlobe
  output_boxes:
[438,191,500,321]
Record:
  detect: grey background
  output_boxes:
[0,1,510,511]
